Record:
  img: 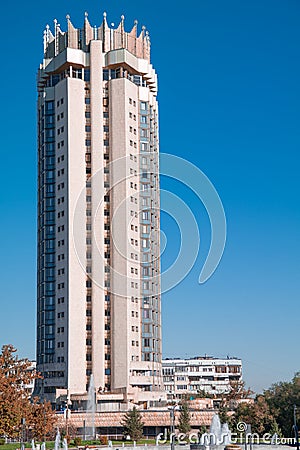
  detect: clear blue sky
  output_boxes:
[0,0,299,393]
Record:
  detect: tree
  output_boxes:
[29,397,56,441]
[263,372,300,437]
[178,401,191,435]
[218,405,230,424]
[0,344,56,440]
[231,396,277,434]
[198,425,207,435]
[0,344,36,438]
[122,406,144,441]
[222,380,254,409]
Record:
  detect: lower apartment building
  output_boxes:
[162,356,242,398]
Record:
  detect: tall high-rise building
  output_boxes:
[35,13,164,405]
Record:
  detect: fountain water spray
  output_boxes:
[86,374,96,439]
[62,439,68,450]
[54,429,60,450]
[205,414,231,446]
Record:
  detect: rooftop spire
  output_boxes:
[84,11,93,47]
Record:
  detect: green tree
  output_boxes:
[178,401,191,435]
[218,405,230,424]
[122,406,144,441]
[264,372,300,437]
[269,420,282,437]
[198,425,207,435]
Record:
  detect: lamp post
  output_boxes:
[65,389,71,438]
[168,404,177,450]
[83,420,86,441]
[20,418,26,450]
[293,405,299,450]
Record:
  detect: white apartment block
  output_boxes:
[35,13,164,406]
[162,357,242,398]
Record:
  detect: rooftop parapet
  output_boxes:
[43,12,151,62]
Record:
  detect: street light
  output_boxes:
[20,418,26,450]
[293,405,299,450]
[168,403,178,450]
[65,390,71,437]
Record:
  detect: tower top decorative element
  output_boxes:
[43,12,151,62]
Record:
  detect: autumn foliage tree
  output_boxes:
[29,397,56,441]
[217,380,254,425]
[0,344,55,439]
[230,395,278,434]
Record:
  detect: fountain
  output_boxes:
[54,429,60,450]
[197,414,231,447]
[86,374,96,439]
[210,414,222,445]
[62,439,68,450]
[221,423,231,445]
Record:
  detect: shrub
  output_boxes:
[100,436,108,445]
[74,437,82,447]
[0,439,5,446]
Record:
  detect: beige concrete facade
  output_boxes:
[36,14,164,407]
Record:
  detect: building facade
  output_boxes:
[35,13,163,405]
[162,357,242,398]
